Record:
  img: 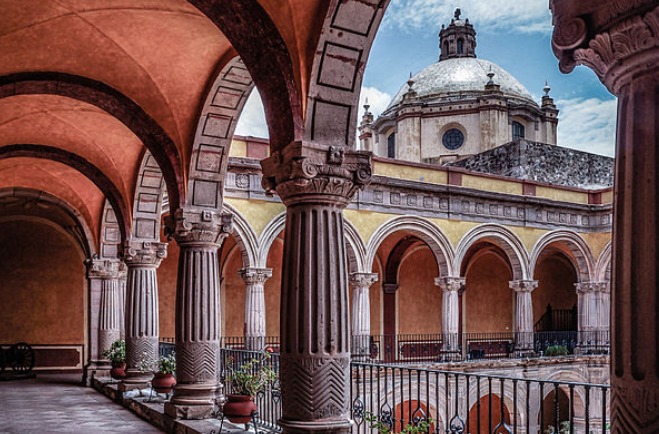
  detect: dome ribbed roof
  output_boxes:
[387,57,537,110]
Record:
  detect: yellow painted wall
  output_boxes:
[461,174,523,195]
[374,160,448,184]
[0,221,85,345]
[226,198,285,237]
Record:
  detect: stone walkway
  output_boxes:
[0,373,164,433]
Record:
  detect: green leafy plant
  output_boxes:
[545,420,570,434]
[102,339,125,365]
[226,353,276,397]
[544,345,569,357]
[365,411,433,434]
[138,352,176,374]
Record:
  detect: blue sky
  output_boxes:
[236,0,617,156]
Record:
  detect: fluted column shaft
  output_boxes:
[164,209,232,420]
[350,272,378,358]
[122,241,167,386]
[551,3,659,431]
[510,280,537,351]
[261,141,371,434]
[240,268,273,350]
[99,278,122,357]
[436,277,464,354]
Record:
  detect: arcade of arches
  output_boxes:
[0,1,658,434]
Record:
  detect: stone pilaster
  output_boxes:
[261,141,371,434]
[121,240,167,389]
[435,277,464,355]
[83,259,127,384]
[509,280,537,351]
[164,209,232,420]
[239,267,273,351]
[594,281,611,344]
[349,272,378,359]
[552,3,659,431]
[576,281,611,349]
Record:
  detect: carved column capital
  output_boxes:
[575,281,599,294]
[261,141,372,207]
[551,1,659,94]
[436,276,465,293]
[122,240,168,267]
[509,280,538,293]
[165,208,233,246]
[85,258,127,280]
[349,272,378,289]
[239,267,273,285]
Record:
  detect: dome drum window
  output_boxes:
[442,128,464,150]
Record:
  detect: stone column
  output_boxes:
[164,209,232,420]
[261,141,371,434]
[575,282,597,347]
[509,280,537,352]
[349,272,378,359]
[121,241,167,390]
[552,3,659,431]
[84,259,126,384]
[436,277,464,357]
[119,276,127,340]
[595,281,610,346]
[240,267,273,351]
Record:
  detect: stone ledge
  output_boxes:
[93,379,255,434]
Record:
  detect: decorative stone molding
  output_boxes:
[239,267,273,285]
[122,240,167,267]
[509,280,538,293]
[85,258,127,280]
[552,1,659,93]
[435,276,466,293]
[261,141,372,206]
[165,208,233,245]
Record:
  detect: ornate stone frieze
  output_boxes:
[122,240,167,267]
[85,258,126,280]
[261,141,372,206]
[165,208,233,245]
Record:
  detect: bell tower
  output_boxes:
[439,8,477,60]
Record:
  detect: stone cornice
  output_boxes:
[85,258,127,280]
[551,1,659,93]
[165,208,233,246]
[261,141,372,207]
[122,240,168,267]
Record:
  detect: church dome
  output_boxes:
[386,57,538,110]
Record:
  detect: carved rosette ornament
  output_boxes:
[551,2,659,432]
[239,268,273,351]
[164,209,233,420]
[349,273,378,358]
[436,277,465,353]
[261,142,372,434]
[121,241,167,387]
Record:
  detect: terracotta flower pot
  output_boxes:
[223,394,257,423]
[110,362,126,380]
[151,372,176,394]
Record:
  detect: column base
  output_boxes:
[166,382,218,420]
[279,417,353,434]
[120,369,153,392]
[164,401,216,420]
[83,360,111,386]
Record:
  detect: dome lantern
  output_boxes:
[439,8,477,60]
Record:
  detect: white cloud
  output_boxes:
[234,89,269,139]
[384,0,552,34]
[556,97,617,156]
[359,86,392,118]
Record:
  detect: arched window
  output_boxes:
[387,133,396,159]
[512,121,525,140]
[443,41,449,57]
[457,38,464,55]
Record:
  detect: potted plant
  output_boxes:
[140,352,177,394]
[544,344,569,357]
[223,353,276,423]
[365,411,433,434]
[102,339,126,380]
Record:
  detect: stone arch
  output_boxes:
[454,224,529,280]
[595,241,612,282]
[188,0,302,151]
[344,218,367,273]
[0,73,184,211]
[529,230,595,283]
[99,200,122,260]
[222,202,259,270]
[131,150,166,243]
[257,212,287,269]
[0,188,95,259]
[366,216,454,278]
[303,0,392,147]
[0,144,130,242]
[539,370,591,424]
[187,57,255,212]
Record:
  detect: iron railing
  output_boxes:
[159,337,175,359]
[217,349,610,434]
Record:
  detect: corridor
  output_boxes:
[0,374,164,433]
